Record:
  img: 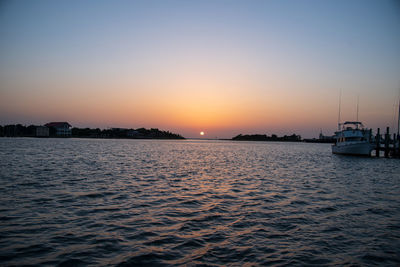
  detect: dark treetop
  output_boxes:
[232,133,301,142]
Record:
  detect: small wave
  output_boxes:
[126,230,158,241]
[77,192,114,199]
[15,243,54,258]
[143,235,184,247]
[313,205,338,213]
[174,238,205,250]
[58,258,89,267]
[117,251,177,266]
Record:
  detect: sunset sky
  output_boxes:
[1,0,399,138]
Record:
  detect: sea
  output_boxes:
[0,138,399,266]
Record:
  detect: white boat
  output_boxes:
[332,121,374,156]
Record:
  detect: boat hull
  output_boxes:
[332,142,374,156]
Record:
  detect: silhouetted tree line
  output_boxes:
[72,127,185,139]
[0,124,39,137]
[232,133,301,142]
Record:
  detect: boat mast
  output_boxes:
[356,95,359,129]
[338,89,342,131]
[397,89,400,138]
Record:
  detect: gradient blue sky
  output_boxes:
[1,0,399,138]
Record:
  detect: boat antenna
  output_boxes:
[338,89,342,131]
[356,95,359,129]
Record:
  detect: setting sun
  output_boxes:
[200,131,205,136]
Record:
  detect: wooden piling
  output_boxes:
[397,134,400,158]
[394,133,397,157]
[384,127,390,158]
[376,128,380,157]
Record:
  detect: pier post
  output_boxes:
[396,133,400,158]
[384,127,390,158]
[398,134,400,158]
[376,128,380,157]
[394,133,397,157]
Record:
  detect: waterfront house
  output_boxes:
[45,122,72,136]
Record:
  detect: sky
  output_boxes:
[0,0,399,138]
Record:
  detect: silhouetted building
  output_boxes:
[319,130,335,142]
[36,126,49,137]
[45,122,72,136]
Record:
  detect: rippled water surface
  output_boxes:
[1,138,399,266]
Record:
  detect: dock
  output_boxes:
[371,127,400,158]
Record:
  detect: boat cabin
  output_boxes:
[335,121,370,143]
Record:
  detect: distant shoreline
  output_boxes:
[0,124,185,140]
[0,136,336,144]
[0,124,335,143]
[231,133,334,143]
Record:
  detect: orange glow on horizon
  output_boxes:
[0,61,395,138]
